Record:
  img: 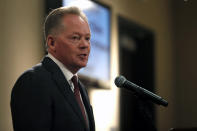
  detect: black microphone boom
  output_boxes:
[115,76,168,107]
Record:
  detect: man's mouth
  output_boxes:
[79,54,88,59]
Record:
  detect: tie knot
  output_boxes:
[71,75,79,92]
[71,75,78,84]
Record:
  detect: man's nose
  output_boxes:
[79,38,90,48]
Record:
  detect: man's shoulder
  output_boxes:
[16,63,50,84]
[12,62,53,93]
[24,63,46,75]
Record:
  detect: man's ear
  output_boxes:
[47,35,56,51]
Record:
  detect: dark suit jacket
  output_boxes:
[11,57,95,131]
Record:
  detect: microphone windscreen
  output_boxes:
[114,76,126,87]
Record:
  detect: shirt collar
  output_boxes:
[47,53,77,82]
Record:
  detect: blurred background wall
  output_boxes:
[172,0,197,128]
[0,0,196,131]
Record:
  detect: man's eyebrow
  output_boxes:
[72,32,91,36]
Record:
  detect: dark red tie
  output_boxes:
[71,75,88,127]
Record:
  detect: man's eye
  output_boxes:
[72,36,80,40]
[85,37,90,41]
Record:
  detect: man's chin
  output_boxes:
[80,64,87,68]
[76,62,87,69]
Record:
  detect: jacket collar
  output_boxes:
[41,56,90,130]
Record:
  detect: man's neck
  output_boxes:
[47,53,77,80]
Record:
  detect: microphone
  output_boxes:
[115,76,168,107]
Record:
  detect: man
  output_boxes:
[11,6,95,131]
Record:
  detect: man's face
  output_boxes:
[50,14,91,73]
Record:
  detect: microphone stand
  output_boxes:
[135,94,158,131]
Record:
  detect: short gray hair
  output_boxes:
[44,6,88,48]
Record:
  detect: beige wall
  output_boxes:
[0,0,44,131]
[1,0,197,131]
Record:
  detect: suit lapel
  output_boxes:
[41,57,88,129]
